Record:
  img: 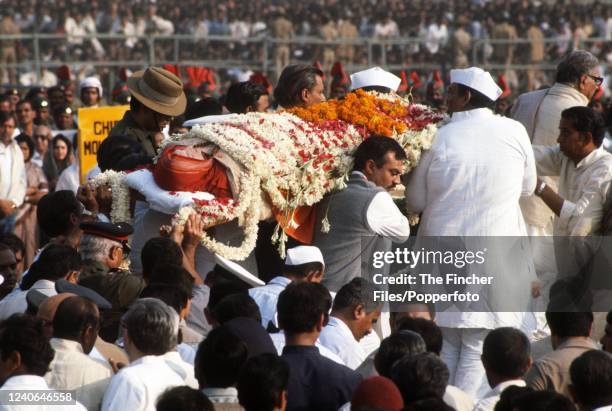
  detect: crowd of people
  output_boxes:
[1,0,612,92]
[0,30,611,411]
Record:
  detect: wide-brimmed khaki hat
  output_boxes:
[127,67,187,117]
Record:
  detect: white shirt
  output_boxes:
[0,139,26,206]
[443,385,474,411]
[405,108,536,236]
[353,172,410,241]
[248,276,291,329]
[534,146,612,236]
[45,338,112,411]
[0,280,57,321]
[318,316,365,370]
[473,379,525,411]
[0,375,86,410]
[161,351,198,388]
[101,355,185,411]
[55,163,79,193]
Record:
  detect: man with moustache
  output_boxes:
[108,67,186,157]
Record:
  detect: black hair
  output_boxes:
[607,309,612,325]
[332,277,380,313]
[148,263,195,297]
[511,390,576,411]
[494,386,535,411]
[97,135,150,172]
[273,64,324,108]
[282,262,324,279]
[237,353,289,411]
[140,237,183,280]
[569,350,612,409]
[375,330,427,378]
[207,282,250,312]
[390,352,449,404]
[352,136,407,172]
[129,96,143,112]
[0,233,25,259]
[157,386,214,411]
[403,398,455,411]
[561,106,607,147]
[545,311,593,338]
[211,293,262,325]
[16,99,32,110]
[15,134,35,161]
[53,296,99,341]
[0,314,55,378]
[455,83,495,110]
[360,85,393,94]
[225,82,268,114]
[195,326,249,388]
[21,244,81,290]
[395,317,443,356]
[52,133,73,154]
[184,97,223,120]
[277,282,332,335]
[0,111,16,125]
[140,284,190,314]
[482,327,531,379]
[37,190,81,237]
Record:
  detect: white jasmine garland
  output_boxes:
[90,170,131,223]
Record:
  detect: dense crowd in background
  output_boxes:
[1,0,612,92]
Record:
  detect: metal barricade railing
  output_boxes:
[1,33,610,91]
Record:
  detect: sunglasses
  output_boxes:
[588,74,604,86]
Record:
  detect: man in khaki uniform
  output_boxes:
[526,17,545,91]
[319,16,337,74]
[271,11,293,81]
[0,11,19,85]
[491,16,517,66]
[451,16,471,68]
[108,66,186,157]
[337,16,358,65]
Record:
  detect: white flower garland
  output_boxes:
[93,92,441,260]
[90,170,131,223]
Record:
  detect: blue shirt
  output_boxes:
[282,345,362,411]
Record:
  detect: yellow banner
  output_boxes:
[77,105,128,183]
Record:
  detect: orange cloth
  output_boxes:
[274,205,316,244]
[153,145,232,199]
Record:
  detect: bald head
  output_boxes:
[53,296,100,354]
[37,293,76,323]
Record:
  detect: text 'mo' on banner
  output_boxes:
[77,105,128,183]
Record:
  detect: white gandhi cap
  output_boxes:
[285,246,325,268]
[350,67,401,92]
[449,67,502,101]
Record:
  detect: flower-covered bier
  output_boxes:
[93,90,443,260]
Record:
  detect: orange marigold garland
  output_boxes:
[287,89,416,137]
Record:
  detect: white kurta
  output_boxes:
[405,108,536,236]
[101,355,185,411]
[248,276,291,329]
[318,316,365,370]
[473,379,526,411]
[45,338,112,411]
[0,280,57,321]
[0,375,86,410]
[534,146,612,236]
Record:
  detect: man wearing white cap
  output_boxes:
[249,245,325,330]
[350,66,401,94]
[79,77,104,108]
[404,67,537,398]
